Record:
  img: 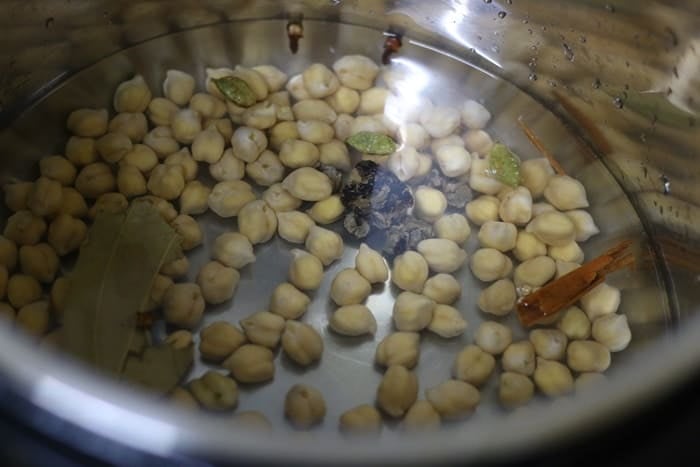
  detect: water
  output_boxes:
[0,19,669,436]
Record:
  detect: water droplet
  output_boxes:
[605,4,616,12]
[497,11,507,18]
[593,78,601,89]
[528,73,538,81]
[329,0,341,5]
[613,97,624,109]
[483,0,492,3]
[660,174,671,195]
[522,19,529,24]
[507,0,513,4]
[44,17,54,28]
[491,44,501,53]
[562,43,574,62]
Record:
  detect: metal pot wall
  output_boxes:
[0,1,698,464]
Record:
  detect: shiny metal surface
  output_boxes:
[0,1,697,464]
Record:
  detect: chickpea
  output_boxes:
[470,248,512,282]
[196,261,239,305]
[252,65,288,92]
[177,181,210,216]
[548,241,584,264]
[330,268,371,306]
[499,372,534,409]
[47,215,86,257]
[332,55,379,91]
[476,221,516,253]
[147,97,179,127]
[478,278,516,316]
[136,195,178,222]
[529,329,568,361]
[190,127,224,164]
[39,156,77,186]
[575,372,607,392]
[462,129,493,156]
[520,158,554,199]
[387,147,420,182]
[143,126,180,158]
[413,186,447,222]
[284,384,326,429]
[556,260,580,279]
[305,226,343,266]
[513,231,547,262]
[240,311,285,349]
[452,344,495,386]
[306,195,344,226]
[88,193,128,220]
[189,371,238,411]
[65,137,97,167]
[223,344,275,383]
[0,236,17,270]
[4,211,46,246]
[422,274,461,305]
[498,187,533,226]
[329,304,377,336]
[205,118,234,141]
[435,145,472,178]
[469,158,504,195]
[433,214,470,246]
[419,106,460,139]
[241,101,277,130]
[460,99,491,129]
[4,181,33,212]
[475,320,512,355]
[16,300,50,337]
[375,332,420,369]
[232,411,273,432]
[238,200,277,245]
[288,249,324,291]
[199,321,247,362]
[230,66,268,101]
[276,211,315,244]
[109,112,148,143]
[190,93,226,119]
[165,329,193,350]
[543,175,589,210]
[533,358,574,397]
[145,164,185,201]
[164,148,198,182]
[392,291,435,332]
[170,214,202,250]
[401,400,441,432]
[339,404,382,435]
[392,251,429,293]
[415,238,467,275]
[207,180,256,218]
[301,63,340,98]
[54,187,87,219]
[17,243,58,284]
[325,86,360,114]
[567,340,611,373]
[334,114,354,141]
[113,75,151,113]
[396,123,429,151]
[565,210,600,242]
[7,274,41,309]
[121,144,159,173]
[502,341,536,376]
[66,108,108,137]
[268,283,309,320]
[376,365,418,418]
[207,149,244,182]
[143,274,173,312]
[168,387,199,410]
[262,184,301,214]
[292,99,336,123]
[95,132,132,164]
[557,306,591,340]
[246,150,285,187]
[353,243,388,284]
[465,195,499,226]
[282,167,333,202]
[205,67,235,99]
[592,313,631,352]
[27,177,62,217]
[162,283,205,328]
[0,266,7,298]
[117,164,147,198]
[514,256,556,290]
[426,380,480,420]
[230,126,267,163]
[580,283,620,321]
[281,321,324,366]
[170,108,201,145]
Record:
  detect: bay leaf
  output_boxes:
[62,200,181,376]
[213,76,256,107]
[346,131,398,155]
[488,143,521,187]
[121,343,194,395]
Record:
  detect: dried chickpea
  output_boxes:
[269,121,299,150]
[354,243,388,284]
[171,108,202,144]
[392,251,429,293]
[121,144,158,173]
[580,283,620,320]
[417,238,467,274]
[16,300,50,337]
[164,148,198,181]
[277,211,315,244]
[108,112,148,143]
[246,150,285,187]
[39,156,77,186]
[499,372,535,409]
[530,329,568,361]
[469,158,504,195]
[208,180,256,218]
[263,184,302,213]
[66,108,108,137]
[282,167,333,202]
[7,274,41,309]
[19,243,59,283]
[199,321,247,362]
[189,371,238,411]
[27,177,62,217]
[465,195,500,226]
[558,306,591,340]
[375,332,420,369]
[269,282,310,320]
[453,344,496,386]
[114,75,151,113]
[413,186,447,222]
[307,195,344,225]
[147,164,185,201]
[288,249,324,291]
[422,274,461,305]
[285,384,327,429]
[377,365,418,418]
[169,388,199,410]
[240,311,285,349]
[4,181,33,212]
[281,321,324,366]
[478,279,516,316]
[223,344,275,383]
[339,405,382,435]
[88,193,128,220]
[209,149,245,182]
[533,358,574,397]
[330,268,371,306]
[567,340,611,373]
[143,274,172,311]
[4,211,46,246]
[543,175,589,210]
[502,341,536,376]
[434,214,471,246]
[305,225,343,266]
[170,214,202,250]
[526,211,576,247]
[143,126,180,158]
[48,214,87,256]
[475,321,512,355]
[514,256,556,291]
[514,231,547,262]
[65,137,97,166]
[402,401,441,432]
[565,210,600,242]
[238,200,278,245]
[425,380,480,420]
[0,236,18,270]
[520,158,554,199]
[191,126,224,163]
[197,261,239,305]
[329,304,377,336]
[393,291,435,332]
[147,97,178,127]
[162,283,205,328]
[190,93,226,119]
[117,164,147,198]
[470,248,512,282]
[591,313,631,352]
[232,411,273,432]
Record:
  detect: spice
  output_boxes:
[213,76,257,107]
[346,132,397,155]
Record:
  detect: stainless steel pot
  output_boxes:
[0,1,698,464]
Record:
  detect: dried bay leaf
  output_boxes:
[121,343,194,395]
[62,200,181,376]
